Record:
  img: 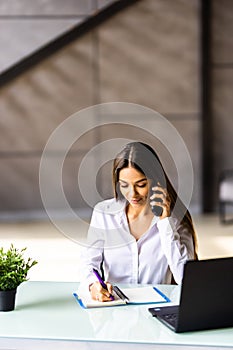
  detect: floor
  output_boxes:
[0,214,232,282]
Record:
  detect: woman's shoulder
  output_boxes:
[94,198,126,214]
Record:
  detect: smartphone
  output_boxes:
[150,183,164,217]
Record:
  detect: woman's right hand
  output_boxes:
[89,281,113,302]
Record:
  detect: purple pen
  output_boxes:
[92,268,114,301]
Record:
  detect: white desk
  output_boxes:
[0,281,232,350]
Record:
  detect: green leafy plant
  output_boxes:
[0,244,38,291]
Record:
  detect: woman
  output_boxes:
[79,142,198,301]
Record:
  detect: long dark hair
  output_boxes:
[112,142,198,259]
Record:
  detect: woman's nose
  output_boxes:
[129,186,137,195]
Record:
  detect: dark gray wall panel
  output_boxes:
[0,0,202,217]
[212,0,233,63]
[99,0,200,114]
[0,34,95,152]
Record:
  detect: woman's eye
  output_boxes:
[137,183,147,188]
[119,182,147,188]
[119,183,128,188]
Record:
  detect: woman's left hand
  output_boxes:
[150,184,171,219]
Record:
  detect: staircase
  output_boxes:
[0,0,140,219]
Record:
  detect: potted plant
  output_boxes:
[0,244,38,311]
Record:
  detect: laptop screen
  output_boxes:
[149,257,233,332]
[177,257,233,332]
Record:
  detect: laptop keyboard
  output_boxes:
[148,306,179,331]
[161,313,178,328]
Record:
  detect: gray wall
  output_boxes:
[211,0,233,203]
[0,0,232,219]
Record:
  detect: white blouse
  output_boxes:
[79,198,195,291]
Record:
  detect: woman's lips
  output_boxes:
[130,198,141,204]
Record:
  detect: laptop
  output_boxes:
[149,257,233,333]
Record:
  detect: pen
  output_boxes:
[113,285,129,303]
[92,268,115,301]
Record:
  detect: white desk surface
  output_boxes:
[0,281,233,350]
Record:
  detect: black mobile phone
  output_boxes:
[150,184,163,217]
